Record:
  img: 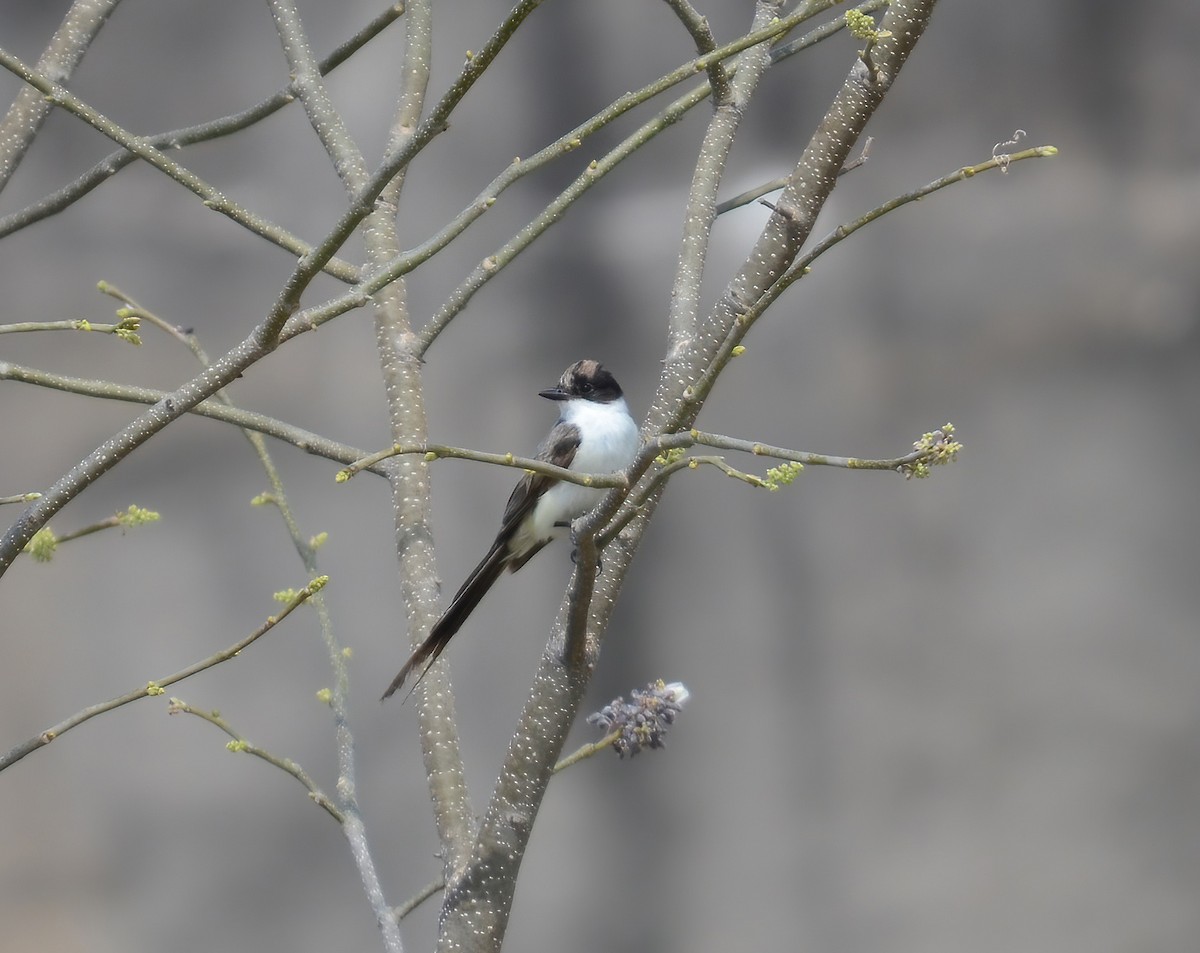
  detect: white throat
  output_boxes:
[522,395,638,548]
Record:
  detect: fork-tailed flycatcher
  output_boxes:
[382,359,639,700]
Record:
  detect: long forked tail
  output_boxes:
[381,541,509,701]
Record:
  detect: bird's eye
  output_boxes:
[580,381,592,393]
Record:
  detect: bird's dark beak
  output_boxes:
[538,385,568,401]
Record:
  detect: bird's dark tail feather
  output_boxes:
[381,542,509,701]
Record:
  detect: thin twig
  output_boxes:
[552,730,621,773]
[0,319,138,339]
[266,0,855,348]
[769,0,889,60]
[21,506,159,563]
[840,134,875,174]
[661,0,732,102]
[167,698,343,823]
[269,0,370,192]
[788,146,1058,282]
[717,134,874,215]
[0,359,377,473]
[412,0,848,353]
[107,283,398,945]
[0,45,360,283]
[266,12,401,948]
[661,428,943,470]
[0,578,327,772]
[393,878,446,922]
[600,432,934,545]
[370,0,482,887]
[0,3,404,247]
[436,5,843,946]
[368,0,550,221]
[690,144,1056,414]
[0,0,123,191]
[711,0,890,226]
[338,443,631,487]
[663,0,783,365]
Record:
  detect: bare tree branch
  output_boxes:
[665,0,787,362]
[269,0,371,191]
[0,3,404,243]
[427,4,943,950]
[0,0,123,190]
[0,45,361,282]
[167,698,344,822]
[0,360,378,471]
[371,0,474,883]
[661,0,732,103]
[417,0,845,352]
[0,579,327,773]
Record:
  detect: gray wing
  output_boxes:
[497,419,580,536]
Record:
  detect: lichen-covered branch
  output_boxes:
[0,0,123,191]
[429,5,944,951]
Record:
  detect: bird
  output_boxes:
[382,359,639,700]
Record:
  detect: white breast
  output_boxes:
[523,396,639,547]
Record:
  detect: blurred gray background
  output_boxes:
[2,1,1198,951]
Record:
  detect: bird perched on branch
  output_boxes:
[382,359,639,700]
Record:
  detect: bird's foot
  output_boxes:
[569,544,602,574]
